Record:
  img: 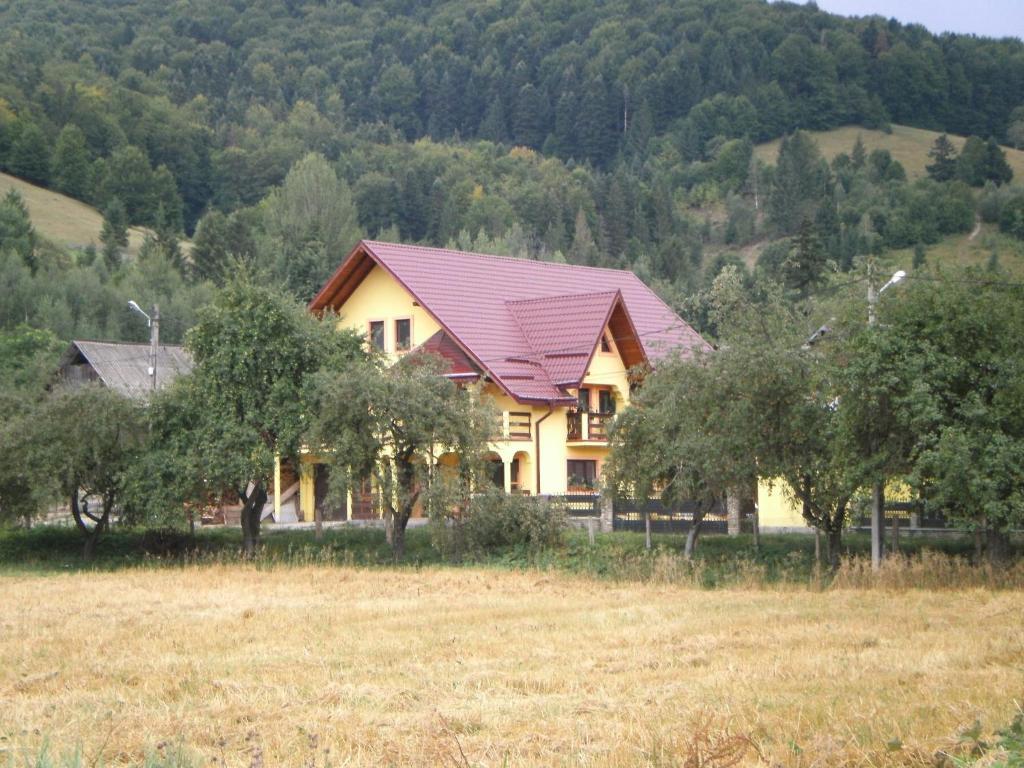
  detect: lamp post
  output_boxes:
[128,300,160,392]
[866,266,905,570]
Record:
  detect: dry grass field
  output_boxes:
[755,124,1024,181]
[1,565,1023,767]
[0,171,148,255]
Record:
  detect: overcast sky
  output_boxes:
[791,0,1023,40]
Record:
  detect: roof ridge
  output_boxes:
[363,240,647,277]
[73,339,186,349]
[504,289,620,307]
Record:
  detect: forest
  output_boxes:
[0,0,1023,387]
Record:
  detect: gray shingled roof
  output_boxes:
[59,340,193,398]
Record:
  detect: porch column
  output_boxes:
[273,455,282,520]
[503,460,512,494]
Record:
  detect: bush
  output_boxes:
[457,491,566,555]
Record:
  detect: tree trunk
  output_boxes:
[752,505,760,552]
[683,504,707,560]
[814,527,821,565]
[70,491,89,535]
[392,515,407,561]
[644,508,652,550]
[83,497,112,561]
[826,527,843,572]
[240,482,267,558]
[384,508,395,546]
[314,505,323,541]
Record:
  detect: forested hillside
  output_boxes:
[1,0,1024,366]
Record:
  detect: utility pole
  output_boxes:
[867,261,884,571]
[149,304,160,391]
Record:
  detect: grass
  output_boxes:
[0,171,148,255]
[755,124,1024,181]
[1,556,1022,767]
[0,524,1012,585]
[888,223,1024,276]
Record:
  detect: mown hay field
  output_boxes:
[1,565,1022,767]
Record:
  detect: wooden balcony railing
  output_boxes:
[508,411,531,440]
[494,411,532,441]
[567,411,613,442]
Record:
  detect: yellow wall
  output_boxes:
[337,264,442,358]
[757,478,809,530]
[757,478,916,531]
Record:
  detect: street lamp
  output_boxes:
[866,267,906,570]
[128,300,160,391]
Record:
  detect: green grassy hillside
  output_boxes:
[0,171,149,255]
[755,124,1024,180]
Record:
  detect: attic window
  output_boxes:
[369,320,385,351]
[395,318,411,352]
[600,332,612,352]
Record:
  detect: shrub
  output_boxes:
[458,491,566,555]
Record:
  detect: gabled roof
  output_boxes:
[310,240,711,404]
[58,340,192,399]
[417,330,481,378]
[507,290,622,387]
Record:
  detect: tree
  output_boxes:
[307,352,493,560]
[981,137,1013,186]
[8,120,51,185]
[190,209,258,283]
[171,277,363,555]
[925,133,958,182]
[870,273,1024,561]
[782,218,828,297]
[34,386,146,558]
[262,153,362,300]
[767,131,829,235]
[51,124,92,199]
[0,189,36,269]
[606,347,754,557]
[100,198,129,269]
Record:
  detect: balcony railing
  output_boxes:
[508,411,531,440]
[494,411,532,441]
[567,411,613,442]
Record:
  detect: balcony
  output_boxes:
[493,411,532,441]
[567,411,613,443]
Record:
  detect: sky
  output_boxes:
[791,0,1024,40]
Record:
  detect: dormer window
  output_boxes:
[369,320,385,351]
[600,332,612,353]
[395,318,411,352]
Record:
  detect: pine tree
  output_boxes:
[100,198,129,270]
[926,134,958,182]
[982,137,1013,186]
[51,124,92,199]
[782,218,828,297]
[851,134,866,169]
[0,189,36,269]
[767,131,829,235]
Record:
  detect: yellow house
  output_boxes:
[274,240,710,521]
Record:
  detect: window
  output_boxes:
[598,389,616,415]
[395,318,411,352]
[567,460,598,491]
[369,320,385,351]
[600,332,612,353]
[577,387,590,412]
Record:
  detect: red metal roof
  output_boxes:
[310,240,711,403]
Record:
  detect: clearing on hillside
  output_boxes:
[0,171,149,255]
[1,566,1021,767]
[755,124,1024,180]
